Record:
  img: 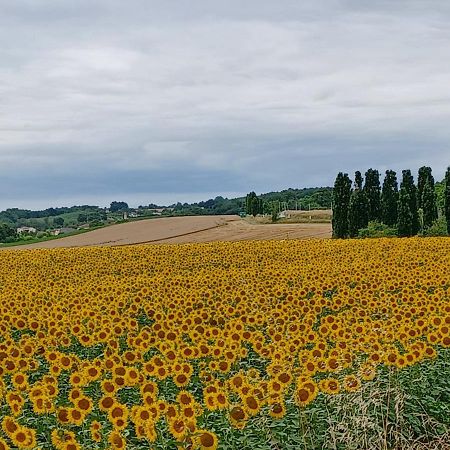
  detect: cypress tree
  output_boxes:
[418,166,438,224]
[417,166,428,209]
[397,186,413,237]
[422,178,438,229]
[401,170,420,235]
[445,167,450,235]
[354,170,363,190]
[332,172,352,238]
[348,171,369,237]
[381,170,398,227]
[363,168,382,222]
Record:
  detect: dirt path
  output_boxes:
[4,216,331,250]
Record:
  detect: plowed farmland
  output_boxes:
[9,216,331,250]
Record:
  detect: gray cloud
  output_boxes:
[1,1,450,209]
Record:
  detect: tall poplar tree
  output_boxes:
[445,167,450,235]
[422,178,438,229]
[397,186,413,237]
[401,170,420,235]
[245,192,256,215]
[417,166,438,226]
[348,171,369,237]
[332,172,352,238]
[363,169,382,222]
[381,170,398,227]
[418,166,431,209]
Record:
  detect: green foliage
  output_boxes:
[435,180,445,215]
[0,223,17,242]
[422,178,438,229]
[260,187,332,210]
[417,166,429,209]
[110,201,129,212]
[381,170,399,227]
[332,172,352,238]
[53,216,64,227]
[401,170,420,235]
[348,172,368,237]
[421,218,448,237]
[358,221,397,238]
[0,205,105,230]
[445,167,450,235]
[397,186,414,237]
[418,167,438,229]
[363,168,382,222]
[245,192,263,217]
[270,202,279,222]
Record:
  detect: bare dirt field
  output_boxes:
[7,215,331,250]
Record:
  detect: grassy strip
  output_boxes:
[0,225,105,248]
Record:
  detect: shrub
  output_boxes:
[358,221,397,238]
[421,217,448,237]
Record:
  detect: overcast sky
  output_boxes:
[1,1,450,209]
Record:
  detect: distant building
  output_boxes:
[17,226,37,234]
[51,227,75,236]
[149,208,173,215]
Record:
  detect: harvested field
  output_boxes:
[7,215,331,250]
[247,210,332,224]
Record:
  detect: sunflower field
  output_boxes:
[1,238,450,449]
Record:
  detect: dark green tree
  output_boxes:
[397,186,413,237]
[422,178,438,229]
[348,171,368,237]
[255,197,264,214]
[401,170,420,235]
[363,169,382,222]
[417,166,431,209]
[417,166,438,226]
[354,171,363,190]
[245,192,256,215]
[110,201,129,212]
[381,170,398,227]
[445,167,450,235]
[435,181,445,214]
[53,217,64,227]
[271,202,279,222]
[245,192,263,217]
[332,172,352,238]
[0,224,17,242]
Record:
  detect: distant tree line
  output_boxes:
[0,205,105,228]
[160,188,333,217]
[332,166,450,238]
[243,188,333,217]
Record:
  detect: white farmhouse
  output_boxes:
[16,226,37,234]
